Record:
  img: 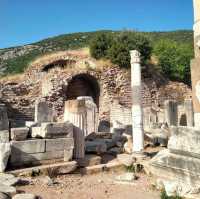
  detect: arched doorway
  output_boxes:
[66,74,100,107]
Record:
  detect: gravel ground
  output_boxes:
[17,172,160,199]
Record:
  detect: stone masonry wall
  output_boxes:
[0,51,192,127]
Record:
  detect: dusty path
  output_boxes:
[17,172,160,199]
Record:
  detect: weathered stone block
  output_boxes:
[11,127,29,141]
[11,139,45,154]
[40,122,73,138]
[0,143,11,172]
[25,121,38,128]
[31,126,41,138]
[35,100,54,123]
[0,104,9,131]
[13,194,36,199]
[64,149,73,162]
[10,150,64,166]
[0,130,9,143]
[85,141,107,154]
[168,126,200,158]
[77,154,101,167]
[45,138,74,152]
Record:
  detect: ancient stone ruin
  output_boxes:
[0,2,199,199]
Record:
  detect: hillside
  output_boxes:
[0,30,193,76]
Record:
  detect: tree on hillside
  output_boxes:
[89,33,113,59]
[153,39,194,84]
[107,32,152,68]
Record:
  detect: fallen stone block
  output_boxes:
[9,150,64,167]
[0,174,19,186]
[11,140,45,154]
[117,154,136,167]
[31,127,41,138]
[85,141,107,154]
[0,184,16,196]
[45,138,74,152]
[0,130,9,143]
[40,122,73,138]
[25,121,38,129]
[11,128,29,141]
[64,149,73,162]
[12,194,37,199]
[108,147,123,155]
[10,161,77,176]
[0,192,11,199]
[77,154,102,167]
[0,143,11,172]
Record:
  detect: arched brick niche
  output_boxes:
[66,73,100,107]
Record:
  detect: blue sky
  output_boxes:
[0,0,194,48]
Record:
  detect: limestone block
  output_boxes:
[0,174,19,186]
[64,149,73,162]
[12,194,37,199]
[0,143,11,172]
[45,138,74,152]
[35,100,54,123]
[11,139,45,155]
[77,154,101,167]
[31,127,41,138]
[0,104,9,131]
[85,141,107,154]
[10,150,64,166]
[150,149,200,198]
[11,127,29,141]
[0,192,11,199]
[25,121,38,128]
[40,122,73,138]
[168,126,200,158]
[0,130,9,143]
[0,184,16,196]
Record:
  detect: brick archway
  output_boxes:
[66,73,100,107]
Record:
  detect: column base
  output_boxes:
[132,151,148,160]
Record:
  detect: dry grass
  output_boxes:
[0,73,25,83]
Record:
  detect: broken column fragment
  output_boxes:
[0,104,9,131]
[164,100,178,126]
[184,99,194,127]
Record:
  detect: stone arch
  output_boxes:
[66,73,100,107]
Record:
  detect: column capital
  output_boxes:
[130,50,141,64]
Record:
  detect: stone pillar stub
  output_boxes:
[130,50,144,153]
[184,99,194,127]
[164,100,178,126]
[191,58,200,127]
[0,104,9,131]
[35,100,54,123]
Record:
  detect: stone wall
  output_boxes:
[0,51,192,127]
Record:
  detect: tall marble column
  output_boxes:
[191,0,200,128]
[130,50,144,152]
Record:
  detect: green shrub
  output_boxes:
[89,32,113,59]
[153,39,193,84]
[90,31,152,67]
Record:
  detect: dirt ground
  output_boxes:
[17,172,160,199]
